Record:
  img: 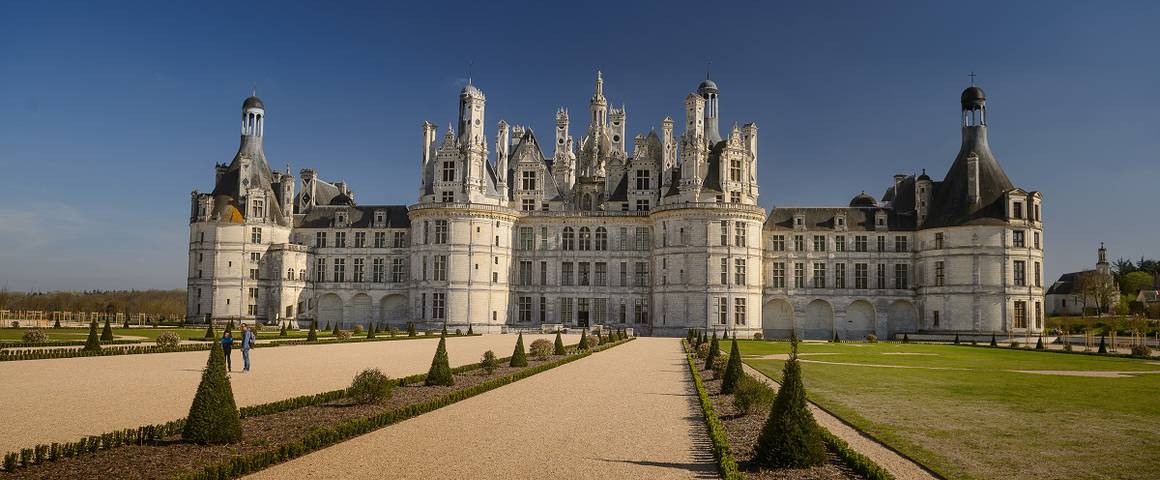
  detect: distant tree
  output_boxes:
[1119,271,1155,296]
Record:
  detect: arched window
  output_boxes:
[562,227,575,251]
[595,227,608,251]
[579,227,592,251]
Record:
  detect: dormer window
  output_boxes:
[1013,201,1023,219]
[521,170,537,191]
[835,215,847,230]
[875,211,888,230]
[251,199,265,219]
[793,214,806,230]
[336,210,348,227]
[374,210,385,227]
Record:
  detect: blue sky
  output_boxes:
[1,1,1157,291]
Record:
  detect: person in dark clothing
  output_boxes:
[220,331,234,371]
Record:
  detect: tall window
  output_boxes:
[894,264,908,289]
[561,262,574,286]
[315,258,326,282]
[718,297,728,325]
[635,227,650,250]
[540,261,547,285]
[251,199,264,219]
[374,232,386,248]
[876,263,886,289]
[1034,232,1041,249]
[734,298,746,325]
[720,257,729,284]
[250,227,262,244]
[835,236,846,252]
[579,227,592,251]
[594,298,607,324]
[595,227,608,251]
[353,258,365,282]
[794,262,805,288]
[619,261,627,287]
[813,235,826,252]
[729,159,742,182]
[855,263,868,289]
[521,199,536,211]
[895,235,908,252]
[372,258,385,283]
[1013,202,1023,219]
[518,297,532,323]
[793,235,804,251]
[735,258,747,285]
[1014,300,1027,328]
[434,220,448,244]
[1035,262,1041,287]
[432,292,446,319]
[771,235,785,251]
[835,263,846,289]
[635,199,650,211]
[595,262,608,286]
[634,262,649,287]
[855,235,867,252]
[634,299,648,324]
[813,263,826,288]
[635,169,651,190]
[935,261,945,286]
[934,232,944,249]
[772,262,786,288]
[519,227,533,250]
[1013,260,1026,286]
[720,221,729,246]
[333,258,346,282]
[441,161,455,182]
[562,227,575,250]
[315,232,327,247]
[877,236,886,252]
[519,261,532,286]
[735,222,747,247]
[521,170,536,190]
[542,227,550,250]
[560,298,573,324]
[354,231,366,248]
[579,262,591,286]
[391,258,406,283]
[393,231,407,248]
[1013,230,1025,248]
[433,255,447,281]
[335,231,347,248]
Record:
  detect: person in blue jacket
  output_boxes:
[240,323,256,372]
[220,331,234,371]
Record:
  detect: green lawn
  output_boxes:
[738,340,1160,480]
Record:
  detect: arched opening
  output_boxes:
[803,299,834,340]
[762,298,794,339]
[845,300,876,341]
[380,294,408,328]
[888,300,918,338]
[350,294,372,329]
[318,294,343,329]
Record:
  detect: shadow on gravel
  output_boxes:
[590,457,720,478]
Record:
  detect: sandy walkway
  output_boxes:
[247,338,718,480]
[0,334,570,452]
[742,364,936,480]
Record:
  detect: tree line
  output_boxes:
[0,289,186,319]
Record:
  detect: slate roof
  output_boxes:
[209,134,289,226]
[1046,271,1090,295]
[923,125,1015,228]
[296,205,410,229]
[765,206,916,231]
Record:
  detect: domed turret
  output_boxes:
[850,191,878,208]
[243,95,265,111]
[697,78,718,95]
[960,86,985,110]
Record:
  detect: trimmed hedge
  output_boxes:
[684,343,742,480]
[0,339,141,349]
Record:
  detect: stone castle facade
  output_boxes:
[187,74,1045,338]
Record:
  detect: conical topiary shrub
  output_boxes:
[554,331,566,355]
[366,321,376,339]
[323,321,330,332]
[100,317,114,342]
[182,341,242,444]
[705,332,720,370]
[467,324,474,335]
[754,337,825,468]
[990,334,998,347]
[82,320,101,352]
[204,322,215,340]
[578,330,589,350]
[953,334,960,345]
[832,332,841,343]
[510,333,528,367]
[332,321,340,336]
[279,322,287,337]
[425,334,453,386]
[1035,336,1044,350]
[721,338,743,394]
[225,319,234,334]
[306,319,318,342]
[1098,334,1107,354]
[902,333,910,344]
[53,318,61,329]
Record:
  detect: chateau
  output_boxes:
[187,74,1045,339]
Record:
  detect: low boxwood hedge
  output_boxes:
[684,342,742,480]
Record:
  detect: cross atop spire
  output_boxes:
[706,61,712,80]
[968,71,977,85]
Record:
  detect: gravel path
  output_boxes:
[0,334,570,453]
[247,337,718,480]
[742,365,935,480]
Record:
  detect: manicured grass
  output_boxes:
[740,340,1160,480]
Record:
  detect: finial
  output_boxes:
[968,71,977,85]
[466,61,473,86]
[251,84,256,97]
[706,60,712,80]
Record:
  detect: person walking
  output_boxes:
[220,331,234,371]
[240,323,256,372]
